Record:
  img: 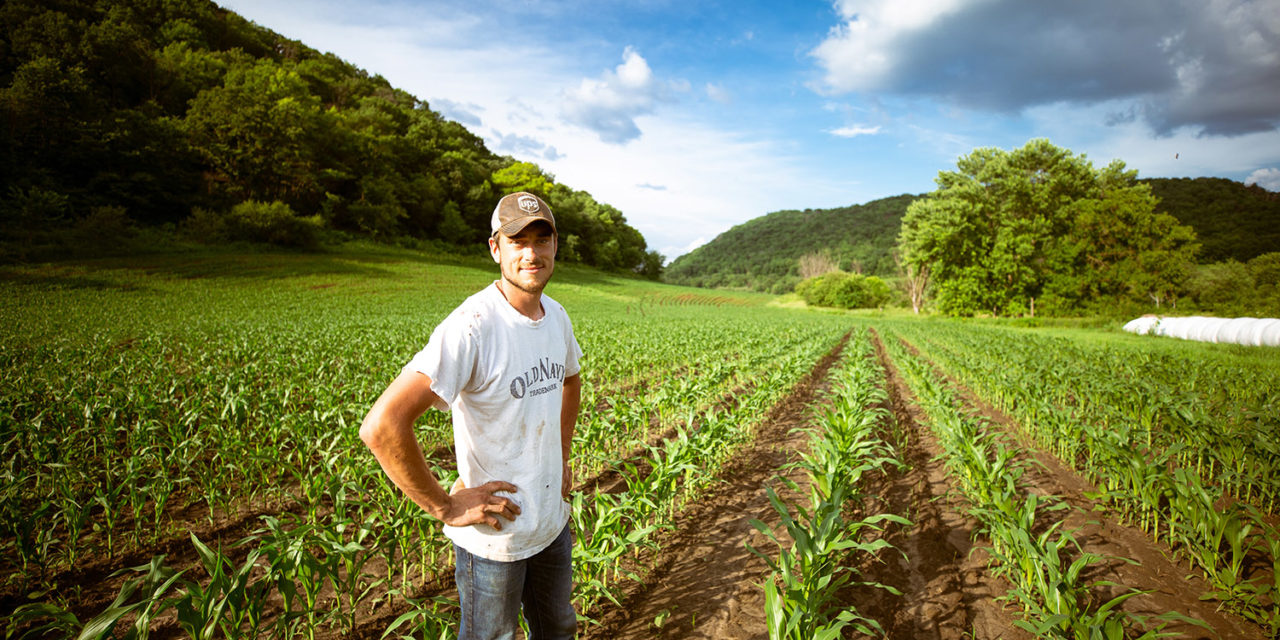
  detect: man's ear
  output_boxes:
[488,235,501,263]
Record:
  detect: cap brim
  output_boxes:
[498,216,556,236]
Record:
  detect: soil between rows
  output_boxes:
[578,331,850,638]
[578,330,1269,640]
[867,331,1266,640]
[846,332,1028,640]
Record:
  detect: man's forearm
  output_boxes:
[362,413,452,519]
[560,374,582,460]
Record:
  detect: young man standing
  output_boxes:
[360,192,581,639]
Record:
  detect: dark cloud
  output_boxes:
[813,0,1280,136]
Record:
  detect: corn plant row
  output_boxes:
[6,459,463,640]
[880,333,1194,639]
[572,332,843,620]
[573,322,838,481]
[0,326,439,581]
[892,322,1279,514]
[884,322,1280,633]
[749,329,909,640]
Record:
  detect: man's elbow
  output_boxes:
[359,410,386,450]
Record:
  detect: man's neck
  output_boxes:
[496,280,545,320]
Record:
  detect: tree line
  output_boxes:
[898,140,1278,317]
[0,0,663,276]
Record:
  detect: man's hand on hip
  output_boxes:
[442,480,521,530]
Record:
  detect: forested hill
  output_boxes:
[665,177,1278,294]
[663,194,919,293]
[0,0,661,275]
[1142,177,1280,263]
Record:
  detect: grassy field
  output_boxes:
[2,244,1277,639]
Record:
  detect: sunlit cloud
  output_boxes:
[561,48,678,144]
[706,83,732,105]
[1246,168,1280,191]
[829,125,882,138]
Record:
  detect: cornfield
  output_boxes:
[1,251,1276,639]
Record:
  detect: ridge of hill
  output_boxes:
[663,194,919,293]
[665,177,1279,293]
[1142,177,1280,263]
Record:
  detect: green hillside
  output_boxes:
[1142,177,1280,263]
[0,0,659,274]
[665,177,1280,295]
[663,194,919,293]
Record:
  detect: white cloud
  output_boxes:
[1245,168,1280,191]
[662,237,708,262]
[542,112,848,263]
[491,131,562,161]
[706,83,732,104]
[829,125,882,137]
[812,0,976,94]
[561,47,676,144]
[430,97,484,127]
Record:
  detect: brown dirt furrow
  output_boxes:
[884,332,1268,640]
[580,334,849,639]
[952,379,1267,639]
[854,331,1030,640]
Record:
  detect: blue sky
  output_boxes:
[218,0,1280,261]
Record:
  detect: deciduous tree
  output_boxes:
[898,139,1198,316]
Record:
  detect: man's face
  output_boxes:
[489,221,557,295]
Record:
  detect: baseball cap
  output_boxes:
[491,192,557,237]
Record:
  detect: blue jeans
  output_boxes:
[454,522,576,640]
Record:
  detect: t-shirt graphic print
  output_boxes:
[405,282,582,561]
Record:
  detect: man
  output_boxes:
[360,191,582,640]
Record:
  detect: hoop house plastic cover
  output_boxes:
[1123,316,1280,347]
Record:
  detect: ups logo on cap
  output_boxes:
[517,195,540,213]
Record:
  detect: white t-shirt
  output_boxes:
[405,282,583,561]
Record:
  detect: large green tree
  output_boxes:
[182,59,325,207]
[898,139,1198,316]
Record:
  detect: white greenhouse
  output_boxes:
[1123,315,1280,347]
